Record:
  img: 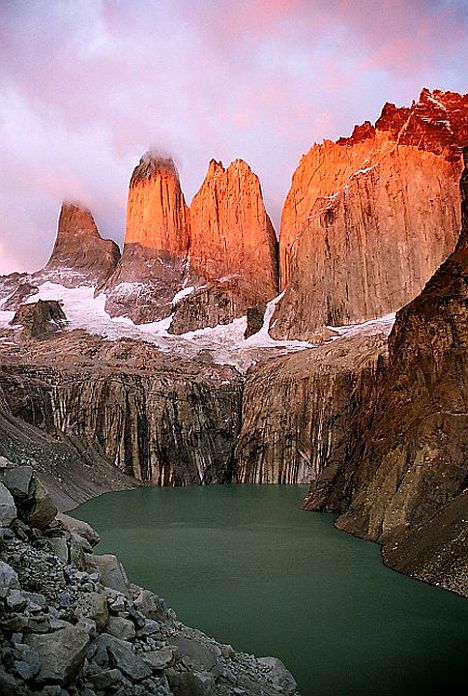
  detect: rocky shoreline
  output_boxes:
[0,459,299,695]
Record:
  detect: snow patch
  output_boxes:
[351,163,378,178]
[172,286,194,306]
[329,313,395,339]
[0,282,313,372]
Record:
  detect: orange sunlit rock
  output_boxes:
[273,89,468,340]
[189,158,278,304]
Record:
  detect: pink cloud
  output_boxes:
[0,0,466,273]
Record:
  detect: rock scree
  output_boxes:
[0,458,299,695]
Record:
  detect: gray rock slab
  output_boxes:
[0,481,17,527]
[2,465,34,500]
[92,634,152,682]
[25,624,89,685]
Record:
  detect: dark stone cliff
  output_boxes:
[305,147,468,597]
[0,332,243,488]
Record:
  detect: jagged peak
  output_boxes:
[57,201,99,240]
[130,151,180,187]
[227,158,253,174]
[61,200,93,213]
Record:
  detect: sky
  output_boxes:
[0,0,467,274]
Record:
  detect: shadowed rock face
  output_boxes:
[234,335,386,484]
[10,300,67,339]
[273,89,468,340]
[0,331,243,486]
[305,147,468,596]
[45,203,121,286]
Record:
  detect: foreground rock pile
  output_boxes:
[0,460,298,695]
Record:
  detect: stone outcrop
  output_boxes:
[305,147,468,597]
[125,154,191,257]
[169,159,278,332]
[1,283,38,312]
[44,203,120,286]
[0,461,299,695]
[10,300,67,339]
[0,330,243,486]
[0,379,137,511]
[234,334,386,484]
[272,89,468,340]
[102,154,190,323]
[103,152,279,331]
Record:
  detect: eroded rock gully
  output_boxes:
[235,335,386,484]
[0,332,243,488]
[305,147,468,597]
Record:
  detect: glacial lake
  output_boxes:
[74,485,468,696]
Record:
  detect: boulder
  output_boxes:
[86,554,130,596]
[2,465,33,500]
[133,588,168,622]
[26,476,57,529]
[25,624,89,685]
[92,634,152,681]
[106,616,136,641]
[56,513,100,547]
[74,591,109,631]
[47,536,69,564]
[12,644,41,680]
[167,669,215,696]
[169,634,220,671]
[258,656,298,695]
[0,482,17,527]
[0,561,20,590]
[143,646,178,671]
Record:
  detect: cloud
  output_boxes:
[0,0,466,273]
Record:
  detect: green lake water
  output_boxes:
[74,485,468,696]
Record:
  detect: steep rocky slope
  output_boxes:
[102,152,279,331]
[235,334,386,484]
[305,147,468,597]
[0,329,243,486]
[44,203,120,286]
[0,383,137,512]
[0,461,298,695]
[272,89,468,340]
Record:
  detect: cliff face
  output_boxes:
[273,89,468,340]
[189,159,278,302]
[125,154,190,257]
[305,148,468,596]
[44,203,120,286]
[0,331,243,487]
[103,153,278,331]
[234,335,386,484]
[0,382,137,512]
[102,155,191,323]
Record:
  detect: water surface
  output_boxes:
[75,485,468,696]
